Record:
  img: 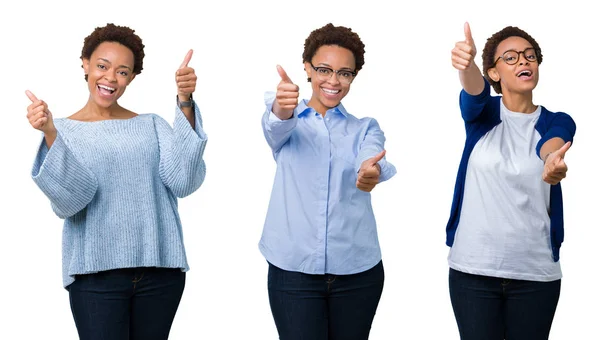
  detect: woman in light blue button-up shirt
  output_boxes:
[259,23,396,340]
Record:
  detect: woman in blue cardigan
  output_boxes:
[26,23,207,340]
[446,22,576,340]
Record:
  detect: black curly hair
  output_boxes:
[303,23,365,82]
[482,26,543,94]
[80,23,145,81]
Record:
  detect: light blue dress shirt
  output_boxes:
[259,92,396,275]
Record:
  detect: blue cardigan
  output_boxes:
[445,79,576,261]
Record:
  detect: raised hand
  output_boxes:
[26,90,56,134]
[356,150,386,192]
[272,65,299,120]
[543,142,571,185]
[452,22,477,70]
[176,49,197,102]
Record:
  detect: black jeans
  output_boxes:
[268,261,384,340]
[68,267,185,340]
[449,268,561,340]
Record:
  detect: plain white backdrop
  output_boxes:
[1,0,597,338]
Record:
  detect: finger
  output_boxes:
[277,65,292,83]
[554,141,572,158]
[464,22,474,45]
[452,62,467,71]
[278,83,300,92]
[451,55,471,68]
[25,90,39,103]
[368,150,386,165]
[176,71,197,80]
[176,80,197,88]
[546,174,565,183]
[276,91,300,100]
[357,176,379,185]
[552,161,568,173]
[359,167,380,178]
[179,49,193,69]
[277,99,299,107]
[454,43,475,58]
[32,117,48,129]
[356,182,374,192]
[31,105,47,117]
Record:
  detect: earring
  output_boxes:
[307,77,311,82]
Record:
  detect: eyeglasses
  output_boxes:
[310,63,357,84]
[493,48,538,66]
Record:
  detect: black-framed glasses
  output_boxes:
[493,48,538,66]
[310,63,357,84]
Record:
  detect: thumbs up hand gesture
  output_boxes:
[273,65,299,120]
[543,142,571,185]
[26,90,56,135]
[356,150,387,192]
[452,22,477,70]
[176,49,197,102]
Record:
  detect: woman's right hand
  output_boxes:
[272,65,299,120]
[26,90,56,135]
[452,22,477,70]
[451,22,484,95]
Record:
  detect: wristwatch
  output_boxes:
[177,94,193,109]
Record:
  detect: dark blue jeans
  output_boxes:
[449,268,561,340]
[68,267,186,340]
[268,261,384,340]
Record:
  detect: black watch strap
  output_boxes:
[177,94,193,109]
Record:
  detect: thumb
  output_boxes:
[25,90,39,103]
[277,65,292,83]
[179,49,193,69]
[555,141,572,158]
[369,150,386,165]
[464,22,474,45]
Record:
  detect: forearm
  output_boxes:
[178,94,195,129]
[459,64,485,96]
[540,137,566,162]
[44,130,57,149]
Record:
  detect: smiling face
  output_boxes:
[487,36,539,96]
[82,41,136,108]
[305,45,356,115]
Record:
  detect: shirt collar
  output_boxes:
[297,99,349,118]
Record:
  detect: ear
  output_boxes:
[82,58,90,74]
[487,67,500,82]
[304,62,312,82]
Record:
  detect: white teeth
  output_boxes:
[322,88,340,94]
[518,70,531,77]
[98,84,115,91]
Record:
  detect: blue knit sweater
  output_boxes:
[31,104,207,288]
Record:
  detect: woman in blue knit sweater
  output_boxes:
[26,23,207,340]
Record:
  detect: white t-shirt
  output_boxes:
[448,100,561,282]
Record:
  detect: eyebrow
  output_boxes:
[501,46,534,54]
[97,58,133,71]
[316,63,354,71]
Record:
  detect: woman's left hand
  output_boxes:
[176,49,196,102]
[356,150,386,192]
[543,142,571,185]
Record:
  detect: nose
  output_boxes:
[327,72,341,85]
[104,71,117,82]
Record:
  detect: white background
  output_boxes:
[1,0,598,339]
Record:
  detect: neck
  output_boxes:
[307,98,328,117]
[80,98,128,119]
[501,90,536,113]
